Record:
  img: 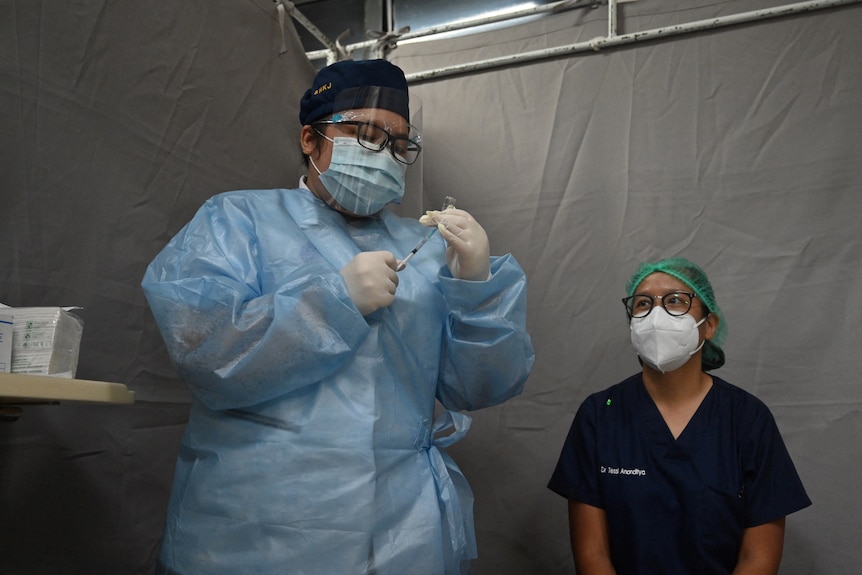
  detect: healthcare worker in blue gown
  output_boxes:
[548,258,810,575]
[142,59,534,575]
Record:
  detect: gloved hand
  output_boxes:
[420,207,491,281]
[340,251,399,315]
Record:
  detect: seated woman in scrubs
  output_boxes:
[548,257,810,574]
[142,59,534,575]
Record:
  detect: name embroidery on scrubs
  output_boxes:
[601,466,646,476]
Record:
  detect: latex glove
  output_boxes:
[340,251,399,315]
[420,207,491,281]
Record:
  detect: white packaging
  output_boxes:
[0,313,12,373]
[7,307,84,378]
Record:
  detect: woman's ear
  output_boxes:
[703,312,719,341]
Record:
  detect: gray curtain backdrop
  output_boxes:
[2,1,860,574]
[1,1,313,573]
[392,2,862,573]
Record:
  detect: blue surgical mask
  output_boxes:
[311,137,406,216]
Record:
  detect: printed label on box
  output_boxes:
[0,314,12,373]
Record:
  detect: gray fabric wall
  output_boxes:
[1,1,313,573]
[392,1,862,572]
[2,1,861,574]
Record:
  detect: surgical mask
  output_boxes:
[311,137,406,216]
[630,308,707,373]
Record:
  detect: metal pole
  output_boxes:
[278,0,340,55]
[303,0,593,61]
[403,0,862,83]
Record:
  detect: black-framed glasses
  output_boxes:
[313,120,422,165]
[622,292,697,318]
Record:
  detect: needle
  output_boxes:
[395,196,456,272]
[395,229,436,272]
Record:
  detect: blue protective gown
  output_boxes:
[142,185,535,575]
[548,374,811,574]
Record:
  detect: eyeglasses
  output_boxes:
[622,291,697,318]
[313,119,422,165]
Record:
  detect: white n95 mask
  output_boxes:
[313,137,406,216]
[630,309,707,373]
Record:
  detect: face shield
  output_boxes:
[327,87,424,217]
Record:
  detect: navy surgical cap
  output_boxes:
[299,59,409,126]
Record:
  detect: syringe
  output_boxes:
[395,196,456,272]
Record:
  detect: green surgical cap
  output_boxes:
[626,257,727,370]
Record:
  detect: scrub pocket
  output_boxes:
[700,481,745,557]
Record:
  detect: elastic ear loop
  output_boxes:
[690,314,709,355]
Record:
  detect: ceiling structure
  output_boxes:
[289,0,564,63]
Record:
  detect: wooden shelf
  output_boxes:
[0,372,135,405]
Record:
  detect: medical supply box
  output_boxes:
[2,306,84,378]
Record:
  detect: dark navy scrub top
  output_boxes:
[548,374,811,575]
